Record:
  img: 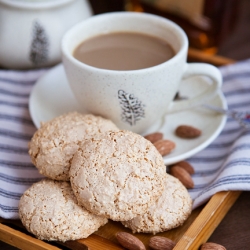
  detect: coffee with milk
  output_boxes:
[73,32,175,71]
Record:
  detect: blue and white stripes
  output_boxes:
[190,59,250,208]
[0,60,250,218]
[0,69,46,219]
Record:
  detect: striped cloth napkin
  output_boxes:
[1,60,250,219]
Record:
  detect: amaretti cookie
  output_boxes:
[19,179,108,242]
[121,174,192,234]
[69,130,166,221]
[28,112,118,181]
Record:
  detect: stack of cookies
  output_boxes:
[19,112,192,242]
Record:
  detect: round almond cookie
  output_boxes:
[69,130,166,221]
[121,174,192,234]
[28,112,118,181]
[19,179,108,242]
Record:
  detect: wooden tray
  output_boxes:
[0,191,241,250]
[0,48,239,250]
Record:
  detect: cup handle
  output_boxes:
[167,63,222,113]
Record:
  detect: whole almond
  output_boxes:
[149,236,176,250]
[115,232,146,250]
[175,125,201,138]
[169,166,194,189]
[144,132,163,143]
[153,139,175,156]
[201,242,226,250]
[172,161,195,175]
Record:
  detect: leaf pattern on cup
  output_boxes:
[118,89,145,126]
[29,20,49,66]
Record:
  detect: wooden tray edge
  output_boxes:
[173,190,241,250]
[0,191,241,250]
[0,222,61,250]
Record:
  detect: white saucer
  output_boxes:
[29,64,227,165]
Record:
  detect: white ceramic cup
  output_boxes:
[61,12,222,134]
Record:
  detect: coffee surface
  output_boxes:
[73,32,175,70]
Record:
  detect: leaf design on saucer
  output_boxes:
[118,90,145,126]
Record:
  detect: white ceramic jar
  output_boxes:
[0,0,92,69]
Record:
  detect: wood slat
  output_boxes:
[78,234,123,250]
[188,48,235,66]
[0,222,61,250]
[173,191,241,250]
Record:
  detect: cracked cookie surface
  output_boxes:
[121,174,192,233]
[28,112,118,181]
[69,130,166,221]
[18,179,108,242]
